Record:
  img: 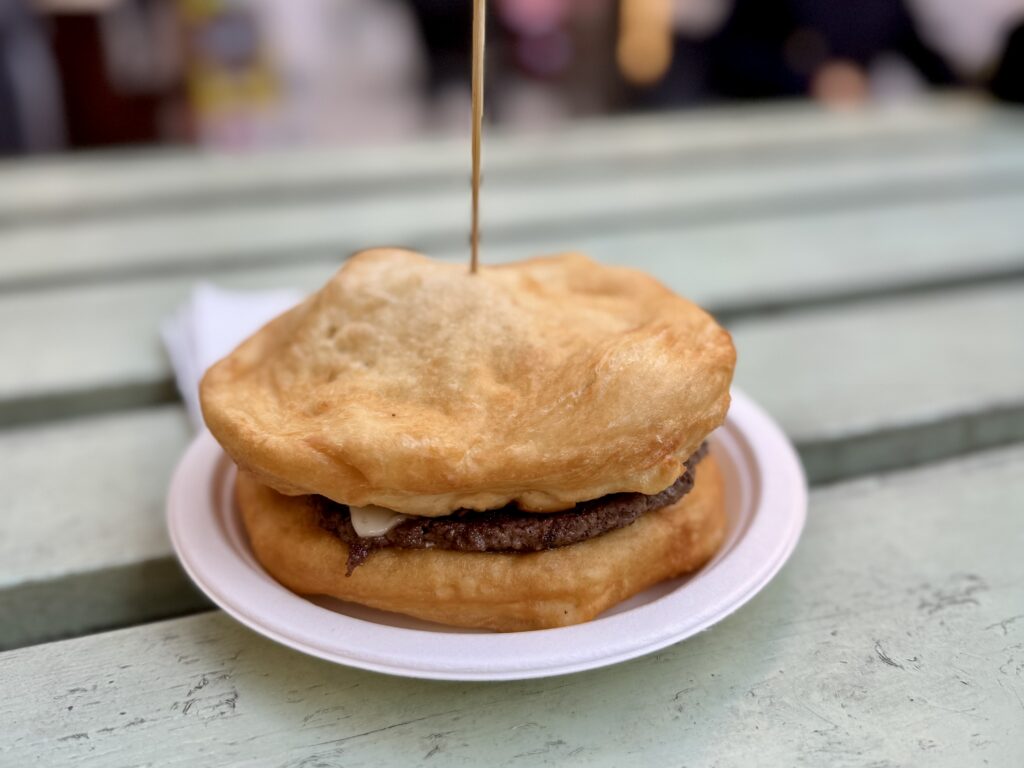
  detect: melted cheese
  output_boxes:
[349,505,409,538]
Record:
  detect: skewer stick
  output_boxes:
[470,0,486,274]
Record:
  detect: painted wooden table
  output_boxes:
[2,97,1023,767]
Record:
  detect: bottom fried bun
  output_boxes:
[237,457,727,632]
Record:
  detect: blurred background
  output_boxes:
[3,0,1024,156]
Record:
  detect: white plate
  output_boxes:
[167,389,806,681]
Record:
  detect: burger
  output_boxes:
[200,249,736,631]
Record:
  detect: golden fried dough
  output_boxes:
[236,457,727,632]
[203,250,735,515]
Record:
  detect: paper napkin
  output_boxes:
[161,284,302,427]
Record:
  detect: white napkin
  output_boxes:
[161,284,303,427]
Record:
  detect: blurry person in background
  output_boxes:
[38,0,185,150]
[406,0,473,97]
[0,0,64,154]
[496,0,619,124]
[705,0,958,105]
[403,0,475,132]
[5,0,1024,157]
[628,0,1024,109]
[906,0,1024,102]
[184,0,425,148]
[180,0,284,147]
[625,0,956,109]
[406,0,619,130]
[992,21,1024,102]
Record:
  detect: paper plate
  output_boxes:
[167,389,806,681]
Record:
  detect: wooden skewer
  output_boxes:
[470,0,486,274]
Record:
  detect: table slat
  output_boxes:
[731,283,1024,482]
[4,133,1024,291]
[3,192,1024,426]
[3,445,1022,767]
[0,406,207,650]
[0,99,1002,224]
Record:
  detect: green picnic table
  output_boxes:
[1,96,1023,766]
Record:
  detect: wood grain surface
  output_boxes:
[3,445,1022,767]
[3,190,1024,424]
[3,280,1022,648]
[1,100,1022,765]
[0,97,1002,224]
[0,406,204,650]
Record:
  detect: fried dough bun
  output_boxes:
[202,249,735,516]
[236,456,727,631]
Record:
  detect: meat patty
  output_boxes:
[317,444,709,573]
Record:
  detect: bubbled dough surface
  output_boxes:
[237,457,727,632]
[202,249,735,515]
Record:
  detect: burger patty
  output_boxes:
[317,443,709,574]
